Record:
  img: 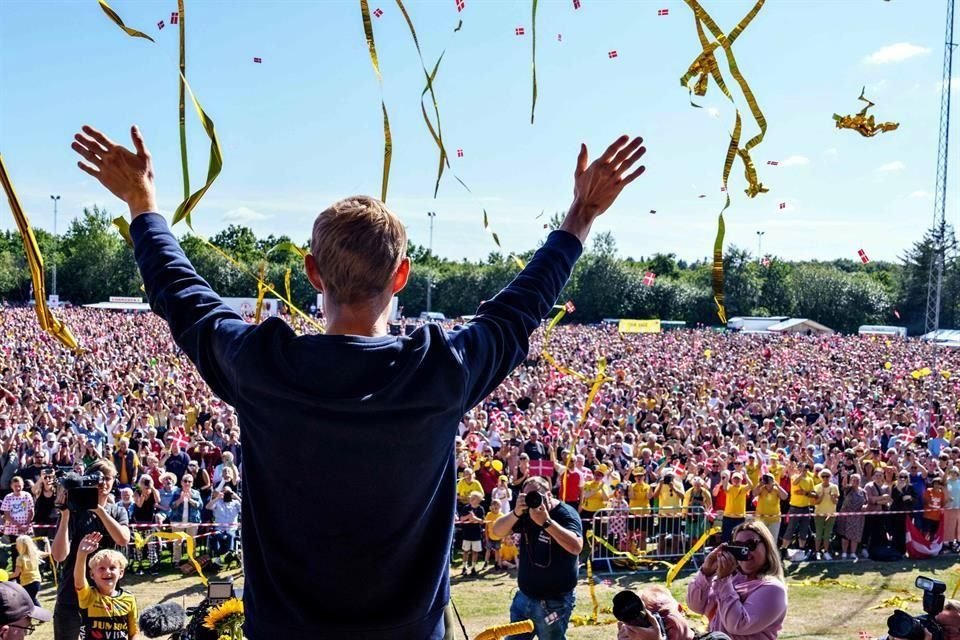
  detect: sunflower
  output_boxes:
[203,598,245,631]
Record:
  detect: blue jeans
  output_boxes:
[209,530,236,558]
[508,589,575,640]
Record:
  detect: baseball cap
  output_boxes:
[0,582,51,625]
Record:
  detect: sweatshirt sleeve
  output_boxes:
[449,231,582,411]
[130,213,254,406]
[713,577,787,635]
[685,570,715,615]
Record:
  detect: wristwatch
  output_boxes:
[542,519,553,530]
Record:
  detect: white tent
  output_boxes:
[768,318,834,336]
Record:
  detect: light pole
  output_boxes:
[50,195,60,299]
[756,230,765,263]
[426,211,436,313]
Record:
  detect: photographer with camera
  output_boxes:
[686,521,787,640]
[491,476,583,639]
[886,578,960,640]
[51,459,131,640]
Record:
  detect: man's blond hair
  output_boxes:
[311,196,407,304]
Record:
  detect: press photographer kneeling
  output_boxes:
[886,577,960,640]
[51,460,131,640]
[491,476,583,640]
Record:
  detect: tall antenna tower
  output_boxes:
[925,0,957,339]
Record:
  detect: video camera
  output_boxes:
[56,470,102,512]
[886,576,945,640]
[140,578,238,639]
[612,590,666,636]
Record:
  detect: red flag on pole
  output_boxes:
[858,249,870,264]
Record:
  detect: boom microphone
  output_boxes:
[139,602,187,638]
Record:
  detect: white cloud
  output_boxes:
[781,155,810,167]
[824,148,839,157]
[222,206,270,222]
[865,42,931,64]
[910,190,932,199]
[706,107,720,118]
[877,161,906,173]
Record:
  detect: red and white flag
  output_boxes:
[456,149,463,158]
[515,26,525,36]
[894,309,901,319]
[564,300,576,314]
[608,50,618,59]
[657,8,669,15]
[253,57,263,63]
[170,11,179,24]
[761,257,771,267]
[157,20,165,30]
[858,249,869,264]
[778,202,786,210]
[557,33,562,42]
[767,160,779,165]
[643,271,656,286]
[373,7,383,17]
[456,0,465,12]
[573,0,581,8]
[858,631,872,640]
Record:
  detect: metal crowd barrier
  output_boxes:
[588,506,709,573]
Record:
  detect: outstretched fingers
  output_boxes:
[575,143,588,177]
[620,165,646,187]
[616,144,647,176]
[610,137,644,169]
[130,125,150,159]
[599,134,630,164]
[81,125,116,151]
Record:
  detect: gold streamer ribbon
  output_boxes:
[177,0,189,200]
[97,0,155,42]
[680,0,767,323]
[134,531,208,585]
[665,524,720,586]
[0,155,80,351]
[832,87,899,137]
[284,267,292,306]
[253,262,268,324]
[530,0,539,124]
[171,72,223,228]
[587,530,674,571]
[473,620,535,640]
[360,0,392,203]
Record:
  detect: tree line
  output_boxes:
[0,206,954,335]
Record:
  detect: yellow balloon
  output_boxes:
[492,460,503,472]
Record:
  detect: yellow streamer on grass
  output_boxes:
[665,525,721,586]
[134,531,207,586]
[97,0,155,42]
[680,0,767,323]
[360,0,392,203]
[0,155,80,351]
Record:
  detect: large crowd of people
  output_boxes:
[2,304,960,638]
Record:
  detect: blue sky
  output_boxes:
[0,0,955,264]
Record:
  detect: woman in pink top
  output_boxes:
[687,520,787,640]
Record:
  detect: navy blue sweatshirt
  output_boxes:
[130,213,582,639]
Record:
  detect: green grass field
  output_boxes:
[23,558,960,639]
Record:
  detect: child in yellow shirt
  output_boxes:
[9,536,46,606]
[74,533,140,640]
[484,500,505,569]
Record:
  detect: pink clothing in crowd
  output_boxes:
[686,570,787,640]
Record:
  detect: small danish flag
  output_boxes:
[564,301,576,314]
[608,50,618,59]
[456,0,465,11]
[557,33,562,42]
[171,435,190,449]
[373,7,383,17]
[456,149,464,158]
[761,257,771,267]
[516,26,525,36]
[858,632,872,640]
[858,249,870,264]
[643,271,656,286]
[767,160,779,165]
[573,0,581,8]
[170,11,179,24]
[157,20,165,30]
[778,202,786,210]
[894,309,901,319]
[657,8,669,16]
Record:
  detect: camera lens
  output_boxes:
[612,591,649,628]
[524,491,543,509]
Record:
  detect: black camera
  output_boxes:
[612,591,666,635]
[662,474,674,484]
[724,543,753,561]
[57,471,103,512]
[886,576,945,640]
[524,491,544,509]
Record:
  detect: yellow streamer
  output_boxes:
[135,531,208,586]
[833,87,899,137]
[0,155,80,351]
[284,267,292,306]
[680,0,767,323]
[588,531,674,571]
[97,0,155,42]
[171,72,223,228]
[530,0,539,125]
[177,0,189,200]
[253,262,268,324]
[360,0,392,203]
[665,525,721,586]
[473,620,534,640]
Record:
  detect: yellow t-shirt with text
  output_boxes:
[77,585,139,640]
